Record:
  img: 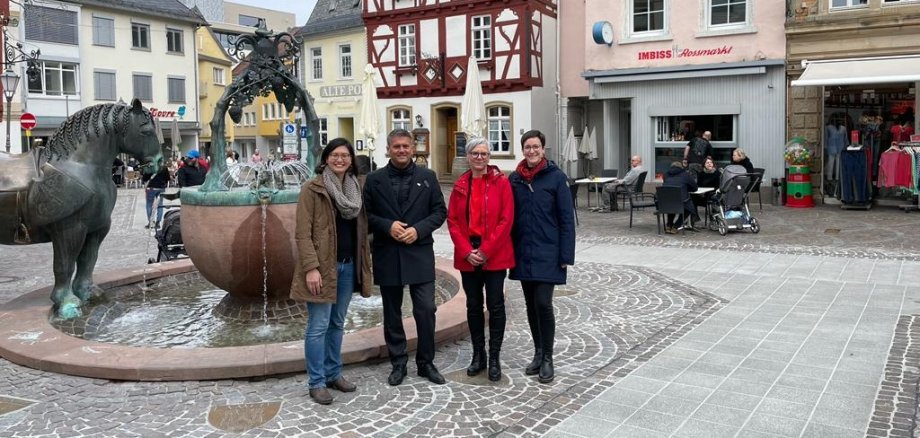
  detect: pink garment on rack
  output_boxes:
[878,150,915,188]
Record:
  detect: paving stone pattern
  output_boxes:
[872,315,920,438]
[0,262,719,437]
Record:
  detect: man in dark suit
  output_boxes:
[364,129,447,386]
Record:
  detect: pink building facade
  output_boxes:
[560,0,787,181]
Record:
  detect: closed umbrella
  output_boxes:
[580,126,598,176]
[562,126,579,175]
[460,56,486,138]
[154,117,165,145]
[170,118,182,157]
[357,64,380,153]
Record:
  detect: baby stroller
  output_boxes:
[149,191,186,263]
[709,165,761,236]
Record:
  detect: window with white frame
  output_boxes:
[830,0,867,7]
[398,24,416,67]
[28,61,78,96]
[487,105,511,154]
[318,118,328,146]
[631,0,666,34]
[471,16,492,60]
[92,16,115,47]
[709,0,748,27]
[93,71,116,101]
[883,0,920,3]
[270,103,278,120]
[391,108,411,131]
[166,28,183,53]
[167,77,186,103]
[132,23,150,49]
[132,73,153,101]
[339,44,352,78]
[262,104,269,120]
[310,47,323,80]
[25,5,78,45]
[213,67,225,85]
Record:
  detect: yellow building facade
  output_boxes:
[196,27,235,157]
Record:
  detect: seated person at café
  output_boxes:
[697,157,721,188]
[603,155,645,211]
[731,148,755,173]
[662,161,700,234]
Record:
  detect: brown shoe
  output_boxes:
[326,376,357,393]
[309,388,333,405]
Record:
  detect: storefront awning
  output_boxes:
[792,55,920,86]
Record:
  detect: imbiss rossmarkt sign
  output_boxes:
[319,84,362,98]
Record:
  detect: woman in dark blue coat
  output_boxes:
[509,130,576,384]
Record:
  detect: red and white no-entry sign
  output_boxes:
[20,113,36,130]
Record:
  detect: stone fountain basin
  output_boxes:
[0,258,467,381]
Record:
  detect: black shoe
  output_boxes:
[387,364,407,386]
[538,354,554,384]
[309,388,333,405]
[418,363,446,385]
[466,349,486,376]
[487,353,502,382]
[524,349,542,376]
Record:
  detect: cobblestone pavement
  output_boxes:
[0,187,918,437]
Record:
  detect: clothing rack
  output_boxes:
[897,142,920,212]
[839,146,873,210]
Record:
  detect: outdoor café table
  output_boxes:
[575,177,618,211]
[691,187,716,227]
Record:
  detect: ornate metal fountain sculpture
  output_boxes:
[180,22,320,319]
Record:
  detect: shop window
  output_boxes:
[390,107,411,131]
[830,0,867,8]
[653,147,735,180]
[487,105,512,154]
[630,0,666,35]
[655,115,735,143]
[29,61,79,96]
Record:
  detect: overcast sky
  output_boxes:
[228,0,318,25]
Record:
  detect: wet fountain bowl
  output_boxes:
[180,187,301,320]
[0,258,467,381]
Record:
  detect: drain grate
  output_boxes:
[824,228,841,234]
[208,401,281,433]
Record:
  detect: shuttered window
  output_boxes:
[25,5,78,45]
[133,74,153,102]
[168,77,186,103]
[92,16,115,47]
[94,71,116,101]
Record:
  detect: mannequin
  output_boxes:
[825,118,847,181]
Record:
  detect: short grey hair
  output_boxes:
[466,137,490,154]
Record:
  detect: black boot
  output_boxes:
[524,349,542,376]
[466,348,486,376]
[488,351,501,381]
[538,353,554,383]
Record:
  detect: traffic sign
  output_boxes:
[283,123,296,134]
[20,113,36,130]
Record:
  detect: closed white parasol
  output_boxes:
[358,64,381,153]
[460,56,486,137]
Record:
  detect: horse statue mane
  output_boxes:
[46,102,151,161]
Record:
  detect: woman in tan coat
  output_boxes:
[291,138,372,405]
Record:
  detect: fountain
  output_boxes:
[0,23,468,381]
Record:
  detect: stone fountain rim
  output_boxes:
[0,257,468,381]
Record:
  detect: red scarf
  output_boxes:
[516,158,547,183]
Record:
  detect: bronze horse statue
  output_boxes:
[0,98,162,319]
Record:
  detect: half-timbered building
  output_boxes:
[364,0,557,176]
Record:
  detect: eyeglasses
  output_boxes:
[328,153,351,161]
[469,152,490,158]
[523,145,542,151]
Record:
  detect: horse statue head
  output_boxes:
[45,98,163,170]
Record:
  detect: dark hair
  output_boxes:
[316,138,357,175]
[387,128,413,147]
[520,129,546,148]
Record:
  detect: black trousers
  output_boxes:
[380,282,437,367]
[521,281,556,355]
[461,269,507,353]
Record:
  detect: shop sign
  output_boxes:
[149,105,187,120]
[638,45,733,61]
[319,84,362,98]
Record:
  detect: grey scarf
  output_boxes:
[322,167,362,219]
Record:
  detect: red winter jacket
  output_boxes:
[447,165,515,272]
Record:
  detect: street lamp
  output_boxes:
[1,68,20,153]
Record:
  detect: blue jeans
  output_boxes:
[145,188,165,223]
[304,261,354,389]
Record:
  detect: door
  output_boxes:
[446,116,457,174]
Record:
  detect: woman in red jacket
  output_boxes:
[447,138,515,381]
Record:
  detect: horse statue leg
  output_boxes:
[49,225,88,319]
[72,225,110,302]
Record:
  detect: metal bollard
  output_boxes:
[771,178,781,206]
[780,177,787,205]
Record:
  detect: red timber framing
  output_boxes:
[364,0,556,98]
